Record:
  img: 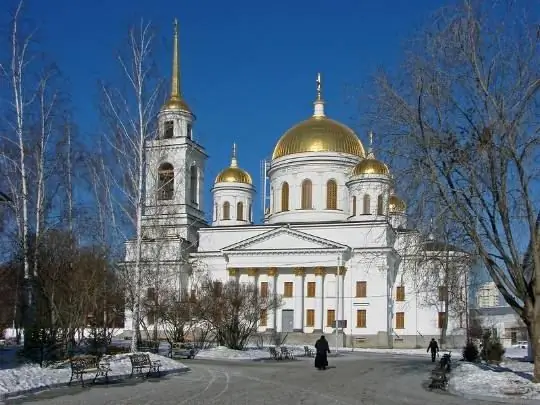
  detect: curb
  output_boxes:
[0,366,190,403]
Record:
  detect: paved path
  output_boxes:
[7,353,489,404]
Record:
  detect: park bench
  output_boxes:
[280,346,295,360]
[169,342,196,359]
[304,345,315,357]
[69,355,111,387]
[129,353,161,378]
[137,340,160,354]
[269,347,282,360]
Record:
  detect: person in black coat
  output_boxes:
[314,335,330,370]
[427,338,439,362]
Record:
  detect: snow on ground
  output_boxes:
[196,345,306,361]
[0,348,187,400]
[449,347,540,400]
[348,348,430,357]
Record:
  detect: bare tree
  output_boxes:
[195,279,283,350]
[99,20,162,352]
[369,0,540,376]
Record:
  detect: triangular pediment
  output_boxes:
[222,226,347,252]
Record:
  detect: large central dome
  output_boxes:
[272,116,366,160]
[271,74,365,160]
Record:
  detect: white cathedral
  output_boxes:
[123,21,468,348]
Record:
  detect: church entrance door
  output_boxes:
[281,310,294,332]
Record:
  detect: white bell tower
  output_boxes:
[142,19,207,247]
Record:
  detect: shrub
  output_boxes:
[480,331,505,363]
[462,341,479,362]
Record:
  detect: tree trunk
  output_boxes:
[534,287,540,380]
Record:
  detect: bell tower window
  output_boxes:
[187,123,192,139]
[164,121,174,139]
[190,165,198,205]
[157,163,174,200]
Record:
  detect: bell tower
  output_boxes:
[142,19,207,247]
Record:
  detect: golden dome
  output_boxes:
[215,144,253,185]
[272,116,365,160]
[162,96,191,113]
[389,194,406,213]
[352,157,390,176]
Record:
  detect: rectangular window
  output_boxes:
[260,282,268,297]
[356,281,367,298]
[438,312,446,329]
[147,287,155,301]
[146,311,155,325]
[306,309,315,327]
[307,282,316,297]
[356,310,367,328]
[327,309,336,327]
[260,309,267,327]
[284,282,293,298]
[396,286,405,301]
[164,120,174,138]
[438,286,448,302]
[396,312,405,329]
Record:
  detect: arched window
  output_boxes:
[164,121,174,139]
[352,196,357,216]
[363,194,371,214]
[377,195,384,215]
[190,165,198,205]
[213,203,217,221]
[326,180,337,209]
[249,204,252,222]
[281,182,289,211]
[237,202,244,221]
[157,162,174,200]
[270,186,274,213]
[222,202,230,220]
[301,179,312,209]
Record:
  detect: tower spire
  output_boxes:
[171,18,180,98]
[367,130,375,158]
[161,18,191,112]
[231,143,238,168]
[313,72,325,118]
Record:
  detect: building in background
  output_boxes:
[476,281,504,308]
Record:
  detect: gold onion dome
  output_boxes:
[389,194,407,213]
[352,131,390,176]
[161,19,191,113]
[215,144,253,184]
[272,73,365,160]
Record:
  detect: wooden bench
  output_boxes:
[269,347,282,360]
[169,342,196,359]
[280,346,295,360]
[69,355,111,387]
[304,345,315,357]
[129,353,161,378]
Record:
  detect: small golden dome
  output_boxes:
[162,95,191,113]
[215,144,253,185]
[352,157,390,176]
[389,194,406,213]
[272,116,365,160]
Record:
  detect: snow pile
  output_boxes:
[196,345,306,361]
[449,360,540,399]
[350,348,431,357]
[0,352,188,399]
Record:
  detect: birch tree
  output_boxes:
[99,20,162,352]
[370,0,540,376]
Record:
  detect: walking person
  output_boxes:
[427,338,439,362]
[314,335,330,370]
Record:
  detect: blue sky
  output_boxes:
[23,0,450,221]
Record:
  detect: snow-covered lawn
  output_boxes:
[349,348,430,357]
[449,347,540,400]
[196,345,306,361]
[0,349,188,401]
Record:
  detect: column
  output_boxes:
[293,267,305,332]
[267,267,278,331]
[314,266,325,332]
[337,266,346,326]
[228,268,239,283]
[248,267,259,285]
